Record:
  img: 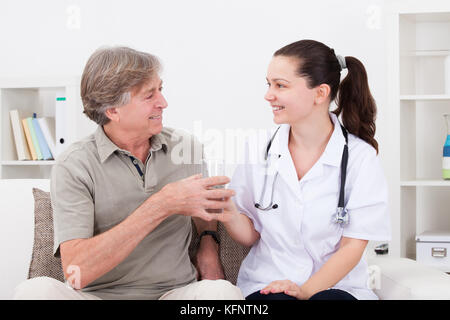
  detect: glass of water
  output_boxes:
[203,158,227,214]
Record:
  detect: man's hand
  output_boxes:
[160,174,235,221]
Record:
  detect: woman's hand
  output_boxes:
[212,197,261,247]
[212,196,241,224]
[260,280,309,300]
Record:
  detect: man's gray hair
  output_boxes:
[81,46,161,125]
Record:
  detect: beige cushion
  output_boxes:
[28,188,64,282]
[30,188,249,285]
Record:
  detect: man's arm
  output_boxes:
[192,217,224,280]
[61,191,169,289]
[60,174,234,289]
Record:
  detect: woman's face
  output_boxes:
[264,56,317,125]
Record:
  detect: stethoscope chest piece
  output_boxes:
[334,207,349,225]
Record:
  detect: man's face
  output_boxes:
[116,76,168,137]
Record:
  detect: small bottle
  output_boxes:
[443,114,450,179]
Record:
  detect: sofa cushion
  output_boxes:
[367,255,450,299]
[27,188,65,282]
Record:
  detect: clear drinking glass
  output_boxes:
[203,158,227,213]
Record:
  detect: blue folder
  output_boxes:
[32,117,53,160]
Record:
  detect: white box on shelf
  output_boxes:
[416,231,450,272]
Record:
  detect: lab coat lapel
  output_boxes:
[278,150,302,199]
[266,113,345,199]
[320,112,346,167]
[268,124,302,200]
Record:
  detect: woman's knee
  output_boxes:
[309,289,356,300]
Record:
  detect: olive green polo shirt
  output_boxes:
[50,126,203,300]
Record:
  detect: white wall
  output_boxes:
[0,0,393,297]
[0,180,50,299]
[0,0,392,209]
[0,0,389,142]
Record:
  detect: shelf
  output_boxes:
[401,12,450,23]
[402,50,450,57]
[0,77,97,179]
[401,180,450,187]
[400,95,450,101]
[0,76,80,89]
[1,161,55,166]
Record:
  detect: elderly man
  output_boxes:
[14,46,243,300]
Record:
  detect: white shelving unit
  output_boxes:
[387,0,450,259]
[0,77,97,179]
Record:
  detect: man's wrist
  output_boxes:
[146,190,171,220]
[199,230,220,245]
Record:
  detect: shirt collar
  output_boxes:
[149,133,168,154]
[266,112,346,167]
[95,126,168,163]
[320,112,347,167]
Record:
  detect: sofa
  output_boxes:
[2,179,450,300]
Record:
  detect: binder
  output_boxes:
[55,96,67,157]
[9,110,31,160]
[32,117,53,160]
[26,116,43,160]
[37,117,56,159]
[22,118,37,160]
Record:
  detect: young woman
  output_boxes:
[217,40,391,300]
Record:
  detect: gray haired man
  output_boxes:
[14,47,243,300]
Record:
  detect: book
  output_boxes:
[32,117,53,160]
[22,118,37,160]
[37,117,56,159]
[26,116,43,160]
[9,110,31,160]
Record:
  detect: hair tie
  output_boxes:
[336,55,347,71]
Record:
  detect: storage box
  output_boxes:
[416,231,450,272]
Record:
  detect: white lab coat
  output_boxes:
[229,112,391,300]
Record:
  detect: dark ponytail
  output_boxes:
[274,40,378,154]
[334,56,378,153]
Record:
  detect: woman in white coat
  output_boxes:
[216,40,391,300]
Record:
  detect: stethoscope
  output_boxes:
[254,123,350,225]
